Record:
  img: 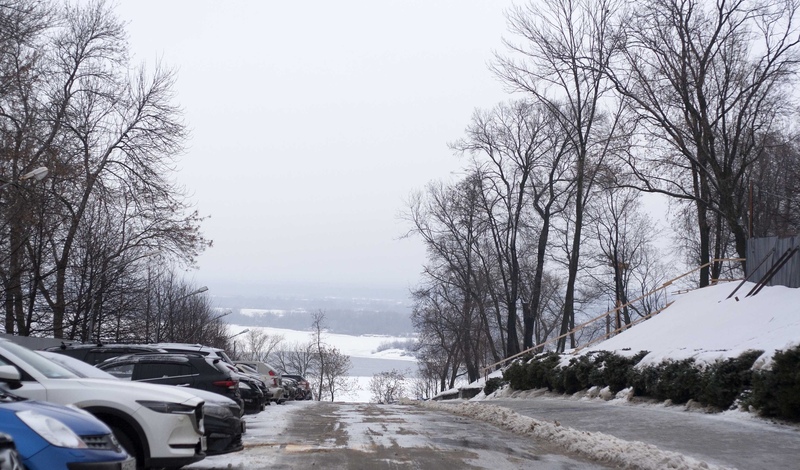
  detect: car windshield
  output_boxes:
[0,341,78,379]
[36,351,116,380]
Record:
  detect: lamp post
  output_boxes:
[160,285,209,342]
[1,166,48,336]
[187,309,230,344]
[229,329,250,359]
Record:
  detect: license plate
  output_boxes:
[200,436,207,452]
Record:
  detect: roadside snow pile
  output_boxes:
[581,282,800,367]
[421,400,730,470]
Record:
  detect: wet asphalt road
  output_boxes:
[192,401,609,469]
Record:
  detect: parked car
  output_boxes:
[235,381,262,414]
[235,361,285,405]
[0,338,206,470]
[281,377,299,401]
[230,364,270,411]
[283,373,313,400]
[96,352,244,412]
[148,343,236,365]
[0,433,22,470]
[39,350,244,456]
[42,343,167,365]
[1,382,134,470]
[143,344,269,412]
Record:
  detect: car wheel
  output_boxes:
[110,425,143,470]
[0,447,23,470]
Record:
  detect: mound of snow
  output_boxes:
[582,282,800,366]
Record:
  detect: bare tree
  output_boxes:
[588,186,661,326]
[273,340,316,376]
[608,0,800,283]
[0,1,209,338]
[316,345,355,402]
[453,101,548,356]
[404,175,502,381]
[369,369,408,404]
[236,329,284,362]
[494,0,624,351]
[306,310,354,401]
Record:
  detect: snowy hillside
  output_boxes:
[581,282,800,367]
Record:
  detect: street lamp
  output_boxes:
[160,285,210,342]
[0,166,49,191]
[187,309,230,343]
[228,328,250,340]
[229,329,250,358]
[178,286,208,301]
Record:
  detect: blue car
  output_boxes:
[0,387,134,470]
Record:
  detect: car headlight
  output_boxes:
[16,410,88,449]
[136,400,196,414]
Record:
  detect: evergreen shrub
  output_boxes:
[628,362,659,397]
[483,377,505,396]
[596,350,649,393]
[748,345,800,421]
[529,352,561,390]
[503,361,530,390]
[651,358,702,403]
[562,354,595,393]
[698,350,762,410]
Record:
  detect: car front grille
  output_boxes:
[80,434,119,451]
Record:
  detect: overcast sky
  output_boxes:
[114,1,517,296]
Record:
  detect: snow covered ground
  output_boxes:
[580,281,800,367]
[225,324,417,402]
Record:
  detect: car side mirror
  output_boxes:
[0,365,22,389]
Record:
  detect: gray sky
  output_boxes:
[115,1,516,295]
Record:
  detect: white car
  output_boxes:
[234,361,286,404]
[0,338,206,469]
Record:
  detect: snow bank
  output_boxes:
[420,400,730,470]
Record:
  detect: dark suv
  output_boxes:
[96,353,243,410]
[283,374,313,400]
[42,343,167,365]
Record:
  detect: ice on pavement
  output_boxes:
[421,399,730,470]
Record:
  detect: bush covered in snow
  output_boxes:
[634,358,701,403]
[483,377,505,396]
[504,352,560,390]
[697,349,762,409]
[502,348,800,419]
[747,345,800,421]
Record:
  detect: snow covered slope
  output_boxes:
[582,282,800,367]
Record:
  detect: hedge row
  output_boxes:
[489,346,800,422]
